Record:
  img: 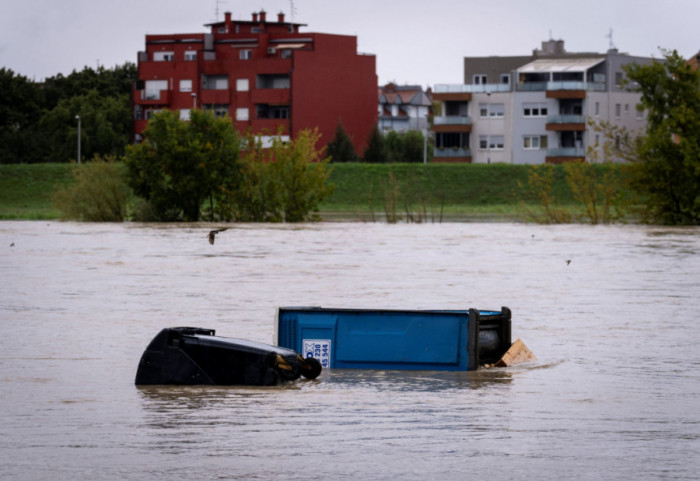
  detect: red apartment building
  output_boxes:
[133,10,377,154]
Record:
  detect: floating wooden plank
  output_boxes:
[494,338,536,367]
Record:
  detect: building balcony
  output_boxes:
[200,89,231,104]
[137,89,171,105]
[546,115,586,131]
[546,147,586,164]
[433,147,472,161]
[434,84,510,94]
[517,81,606,93]
[251,88,291,105]
[432,116,472,132]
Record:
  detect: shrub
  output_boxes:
[52,156,130,221]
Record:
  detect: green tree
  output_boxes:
[326,121,359,162]
[0,68,46,163]
[624,49,700,224]
[39,89,131,162]
[124,109,242,221]
[269,129,333,221]
[225,132,280,221]
[403,130,425,163]
[226,129,333,222]
[384,130,404,163]
[363,125,387,163]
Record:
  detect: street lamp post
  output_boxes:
[75,115,81,164]
[486,92,491,164]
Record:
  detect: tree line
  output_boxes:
[1,64,136,164]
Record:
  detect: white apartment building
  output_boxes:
[432,40,652,164]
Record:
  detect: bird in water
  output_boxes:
[208,228,228,245]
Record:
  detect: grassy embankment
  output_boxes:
[0,162,618,221]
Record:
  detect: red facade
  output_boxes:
[133,10,377,155]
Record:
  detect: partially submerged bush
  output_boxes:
[52,155,130,221]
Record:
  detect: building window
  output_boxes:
[179,79,193,92]
[523,135,547,150]
[473,74,487,85]
[479,135,504,150]
[236,78,249,92]
[523,103,548,117]
[256,104,290,119]
[203,75,228,90]
[239,49,252,60]
[256,74,290,89]
[184,50,197,61]
[179,109,191,121]
[479,103,505,118]
[615,103,621,118]
[204,104,229,118]
[615,72,623,88]
[500,74,510,85]
[153,51,174,61]
[236,108,249,121]
[144,108,162,120]
[144,80,168,100]
[636,105,644,119]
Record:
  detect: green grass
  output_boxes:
[0,162,636,222]
[0,163,75,219]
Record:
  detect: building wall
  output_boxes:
[133,14,377,155]
[292,33,377,154]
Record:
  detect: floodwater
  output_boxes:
[1,221,698,480]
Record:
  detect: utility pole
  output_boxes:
[75,115,81,164]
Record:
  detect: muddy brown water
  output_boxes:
[1,221,698,480]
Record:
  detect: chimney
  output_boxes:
[278,12,285,23]
[252,12,258,22]
[259,10,267,22]
[224,11,231,26]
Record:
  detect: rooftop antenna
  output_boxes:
[289,0,297,20]
[215,0,225,21]
[606,28,616,50]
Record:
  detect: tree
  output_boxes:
[269,129,334,222]
[0,68,46,163]
[326,121,359,162]
[403,130,425,163]
[124,110,242,221]
[362,125,387,163]
[624,49,700,224]
[39,89,131,162]
[225,129,333,222]
[384,131,404,163]
[0,63,136,164]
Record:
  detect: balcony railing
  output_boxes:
[434,84,510,93]
[547,147,586,157]
[434,147,471,158]
[517,81,606,92]
[547,114,586,124]
[433,116,471,126]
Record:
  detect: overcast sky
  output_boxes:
[2,0,698,87]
